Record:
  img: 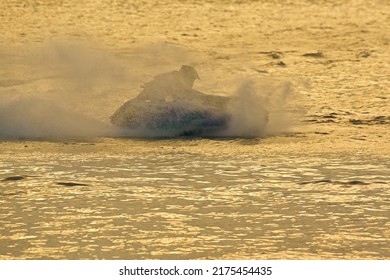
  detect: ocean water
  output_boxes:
[0,0,389,259]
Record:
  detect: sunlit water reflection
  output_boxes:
[1,139,389,259]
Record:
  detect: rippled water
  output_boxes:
[1,139,389,259]
[0,0,389,259]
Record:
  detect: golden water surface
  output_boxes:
[0,0,389,259]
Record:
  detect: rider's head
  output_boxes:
[179,65,200,88]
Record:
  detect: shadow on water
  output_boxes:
[2,176,26,181]
[56,182,89,187]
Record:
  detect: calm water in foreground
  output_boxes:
[1,137,389,259]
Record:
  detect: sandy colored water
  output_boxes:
[0,0,389,259]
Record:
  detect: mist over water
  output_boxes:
[0,97,113,139]
[222,79,294,137]
[0,41,295,139]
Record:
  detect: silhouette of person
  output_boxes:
[138,65,200,102]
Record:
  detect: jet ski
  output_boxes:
[111,65,269,137]
[111,91,230,136]
[111,65,231,136]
